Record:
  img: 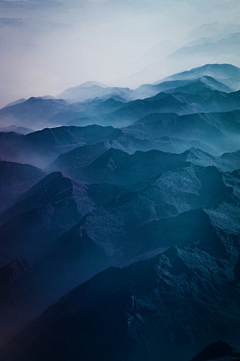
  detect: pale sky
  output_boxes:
[0,0,239,107]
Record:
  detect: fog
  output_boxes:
[0,0,240,107]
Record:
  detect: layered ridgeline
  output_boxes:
[1,64,240,131]
[0,64,240,361]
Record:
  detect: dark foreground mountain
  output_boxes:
[190,341,240,361]
[0,160,234,348]
[0,152,233,345]
[0,172,93,264]
[0,171,97,345]
[1,245,240,361]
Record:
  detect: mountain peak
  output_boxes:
[156,63,240,85]
[191,341,235,361]
[78,81,107,88]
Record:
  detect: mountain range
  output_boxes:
[0,63,240,360]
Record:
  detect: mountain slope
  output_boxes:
[71,148,189,184]
[49,142,110,175]
[0,172,92,264]
[0,158,232,347]
[0,125,116,167]
[134,76,232,100]
[2,245,240,361]
[1,62,240,359]
[58,84,133,103]
[126,112,240,155]
[190,341,240,361]
[157,63,240,90]
[0,160,45,212]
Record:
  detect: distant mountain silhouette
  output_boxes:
[0,125,33,134]
[59,83,133,103]
[157,63,240,91]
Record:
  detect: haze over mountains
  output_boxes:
[2,0,240,108]
[0,63,240,361]
[115,20,240,88]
